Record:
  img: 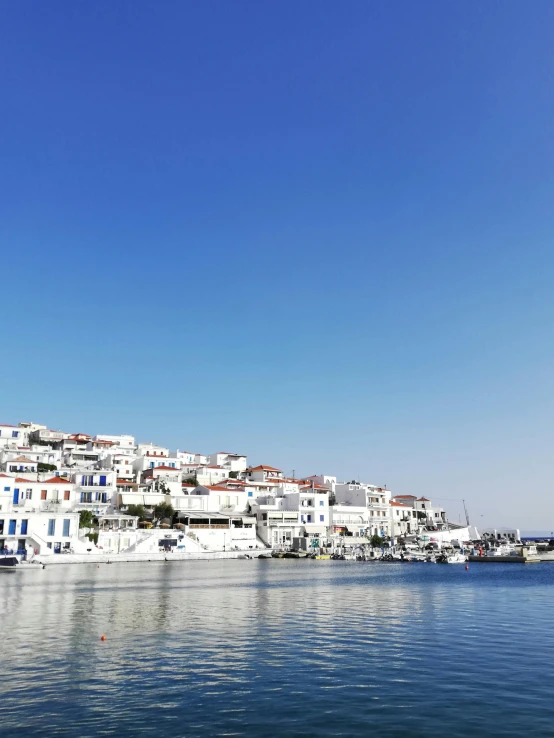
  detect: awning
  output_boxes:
[144,495,164,504]
[303,525,328,536]
[120,493,144,505]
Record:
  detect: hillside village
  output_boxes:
[0,421,468,558]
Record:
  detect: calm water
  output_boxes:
[1,560,554,738]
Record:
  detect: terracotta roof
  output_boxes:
[391,501,410,507]
[9,456,35,463]
[149,465,179,472]
[117,479,136,485]
[15,477,33,483]
[43,476,73,484]
[0,424,17,428]
[249,465,281,472]
[418,497,430,501]
[393,495,417,499]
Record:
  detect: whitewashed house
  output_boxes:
[0,424,24,448]
[136,443,169,458]
[334,481,392,537]
[208,452,248,473]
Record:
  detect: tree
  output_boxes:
[183,476,198,486]
[38,462,57,472]
[369,534,384,548]
[125,504,146,521]
[153,502,175,524]
[229,471,239,479]
[79,510,95,529]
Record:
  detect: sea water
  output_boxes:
[1,559,553,737]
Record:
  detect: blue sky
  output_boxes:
[1,1,553,528]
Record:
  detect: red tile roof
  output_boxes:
[418,497,430,501]
[150,466,179,472]
[44,476,73,484]
[9,456,35,463]
[391,501,410,507]
[249,465,281,472]
[15,477,33,483]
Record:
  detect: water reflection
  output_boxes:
[0,560,553,737]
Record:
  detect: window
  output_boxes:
[248,491,253,498]
[21,520,28,535]
[12,430,18,438]
[63,519,70,537]
[306,515,312,523]
[8,520,16,535]
[25,490,32,500]
[0,520,3,534]
[41,490,47,500]
[3,487,9,492]
[48,519,56,536]
[319,500,324,506]
[320,515,324,522]
[99,475,106,486]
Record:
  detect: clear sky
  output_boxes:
[1,1,553,529]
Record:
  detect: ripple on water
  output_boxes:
[0,561,554,737]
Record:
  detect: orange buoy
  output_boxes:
[100,635,107,641]
[465,565,469,570]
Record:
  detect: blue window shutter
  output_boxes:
[150,462,154,468]
[82,475,86,485]
[248,491,253,497]
[99,475,106,486]
[320,515,324,522]
[48,519,55,536]
[21,520,28,535]
[13,489,19,504]
[9,520,16,535]
[63,519,70,537]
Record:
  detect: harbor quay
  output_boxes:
[0,420,543,568]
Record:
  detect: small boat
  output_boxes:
[436,552,467,564]
[0,557,45,572]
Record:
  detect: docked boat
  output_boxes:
[436,551,467,564]
[468,544,540,564]
[0,557,45,572]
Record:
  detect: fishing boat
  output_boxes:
[0,557,45,572]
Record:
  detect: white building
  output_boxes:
[2,455,38,474]
[208,452,248,473]
[133,455,180,475]
[95,433,135,449]
[0,509,85,556]
[245,465,284,483]
[0,424,24,448]
[102,452,136,479]
[334,481,391,537]
[195,466,230,486]
[136,443,169,458]
[176,450,197,465]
